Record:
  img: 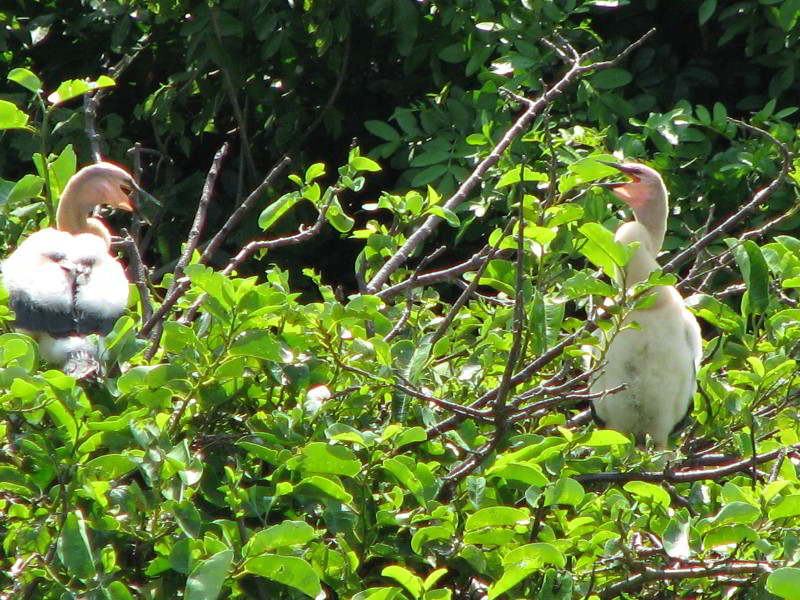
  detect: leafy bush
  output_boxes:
[0,1,799,599]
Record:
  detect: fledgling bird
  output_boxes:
[2,162,135,377]
[587,161,703,450]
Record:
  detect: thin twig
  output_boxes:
[384,246,447,343]
[178,186,337,325]
[140,156,291,337]
[292,31,351,152]
[113,231,153,325]
[365,28,657,293]
[376,248,514,301]
[429,219,516,347]
[83,93,103,162]
[210,10,258,182]
[494,164,528,425]
[173,142,228,283]
[664,118,792,274]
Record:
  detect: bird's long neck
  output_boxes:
[56,174,112,247]
[614,220,671,309]
[630,187,668,255]
[614,222,660,286]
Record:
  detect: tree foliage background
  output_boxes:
[0,1,799,599]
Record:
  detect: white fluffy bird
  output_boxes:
[2,162,135,377]
[587,161,703,450]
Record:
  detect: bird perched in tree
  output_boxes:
[2,162,136,377]
[587,161,703,450]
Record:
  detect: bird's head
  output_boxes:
[74,162,137,213]
[595,161,667,213]
[56,162,140,244]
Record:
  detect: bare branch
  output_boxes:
[178,187,337,325]
[221,188,337,276]
[140,155,291,337]
[574,444,798,487]
[365,28,657,293]
[598,560,775,599]
[384,246,447,343]
[173,142,228,282]
[113,231,153,325]
[83,93,103,163]
[376,248,513,301]
[665,117,792,274]
[426,319,595,439]
[430,219,516,347]
[205,156,292,268]
[494,167,528,423]
[210,10,258,182]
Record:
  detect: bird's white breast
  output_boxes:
[590,289,701,447]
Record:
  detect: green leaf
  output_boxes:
[582,430,632,447]
[395,426,427,448]
[589,68,633,89]
[384,457,427,507]
[769,495,800,520]
[305,162,326,182]
[495,166,548,188]
[561,272,615,299]
[351,156,381,172]
[83,454,136,480]
[485,462,549,486]
[39,144,77,202]
[104,581,134,600]
[259,192,302,231]
[365,120,400,141]
[710,502,760,525]
[698,0,716,25]
[353,588,403,600]
[685,293,744,333]
[300,443,361,477]
[243,555,322,598]
[58,512,97,580]
[326,195,355,232]
[46,400,77,446]
[47,76,116,105]
[411,164,448,187]
[8,68,42,94]
[382,565,423,600]
[246,521,316,556]
[663,517,690,558]
[295,475,353,505]
[185,549,233,600]
[162,321,202,355]
[488,543,565,599]
[703,525,758,550]
[229,330,282,361]
[427,205,460,227]
[624,481,670,508]
[6,174,44,204]
[0,99,32,131]
[544,478,585,507]
[173,501,203,539]
[726,239,770,314]
[465,506,529,530]
[411,525,454,555]
[767,568,800,599]
[577,223,631,277]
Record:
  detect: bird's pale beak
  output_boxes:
[594,160,640,187]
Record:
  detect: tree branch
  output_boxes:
[365,28,656,293]
[140,155,291,338]
[664,118,792,274]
